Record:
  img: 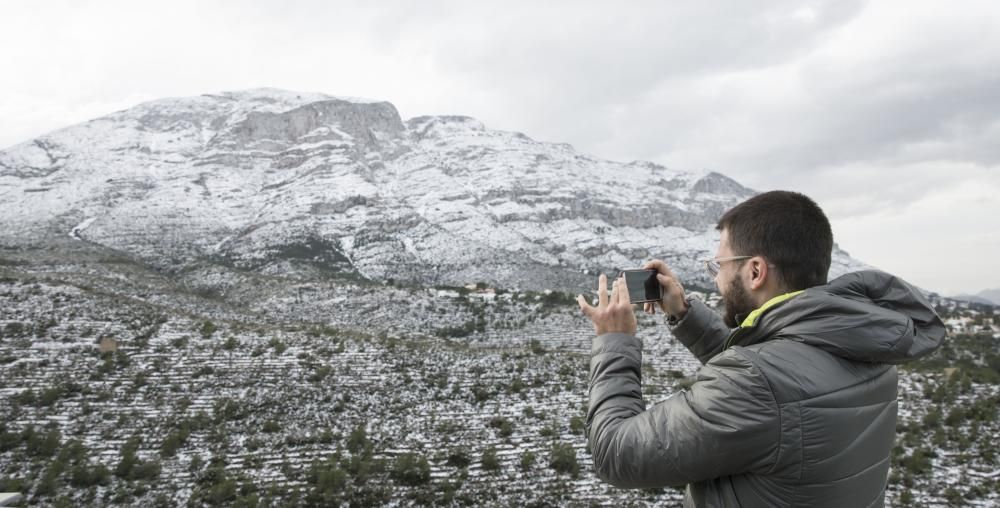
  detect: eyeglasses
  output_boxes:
[703,256,752,278]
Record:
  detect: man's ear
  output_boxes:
[749,257,767,290]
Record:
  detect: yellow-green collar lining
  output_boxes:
[739,290,804,328]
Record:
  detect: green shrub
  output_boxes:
[161,426,190,458]
[131,460,161,481]
[115,438,140,478]
[70,463,110,488]
[305,457,348,505]
[519,450,536,472]
[13,389,36,406]
[309,365,332,383]
[0,430,19,452]
[347,425,369,455]
[268,338,287,355]
[2,322,27,337]
[37,385,64,407]
[213,398,248,423]
[529,339,546,355]
[901,448,933,476]
[446,448,471,469]
[549,442,580,477]
[193,466,237,505]
[480,446,500,473]
[539,425,558,439]
[0,477,27,494]
[391,453,430,486]
[471,384,493,403]
[488,417,514,439]
[200,320,217,339]
[26,427,60,458]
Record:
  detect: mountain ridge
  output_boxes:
[951,289,1000,306]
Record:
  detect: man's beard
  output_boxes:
[722,275,756,328]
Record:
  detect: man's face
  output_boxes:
[717,229,755,328]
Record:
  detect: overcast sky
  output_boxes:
[2,0,998,295]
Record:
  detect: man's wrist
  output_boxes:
[596,326,638,336]
[666,300,691,325]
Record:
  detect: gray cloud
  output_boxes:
[389,1,866,148]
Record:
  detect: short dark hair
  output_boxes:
[717,190,833,291]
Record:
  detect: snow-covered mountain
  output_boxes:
[0,88,864,290]
[977,289,1000,306]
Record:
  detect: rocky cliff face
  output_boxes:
[0,88,864,291]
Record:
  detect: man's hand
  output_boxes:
[577,273,638,336]
[641,259,690,320]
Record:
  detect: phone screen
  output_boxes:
[621,269,662,303]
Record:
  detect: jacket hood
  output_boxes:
[733,270,946,364]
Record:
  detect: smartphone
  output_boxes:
[619,269,662,304]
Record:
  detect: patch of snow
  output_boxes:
[69,217,97,240]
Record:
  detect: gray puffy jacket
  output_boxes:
[587,270,946,507]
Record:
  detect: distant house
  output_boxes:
[471,290,497,302]
[450,284,497,301]
[295,285,317,303]
[944,317,970,333]
[0,493,24,506]
[435,289,461,299]
[98,337,118,353]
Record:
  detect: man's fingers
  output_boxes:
[657,273,674,311]
[598,273,608,308]
[577,295,594,317]
[610,277,620,306]
[618,276,631,305]
[656,273,675,292]
[643,259,668,275]
[645,259,679,280]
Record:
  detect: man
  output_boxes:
[577,191,945,507]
